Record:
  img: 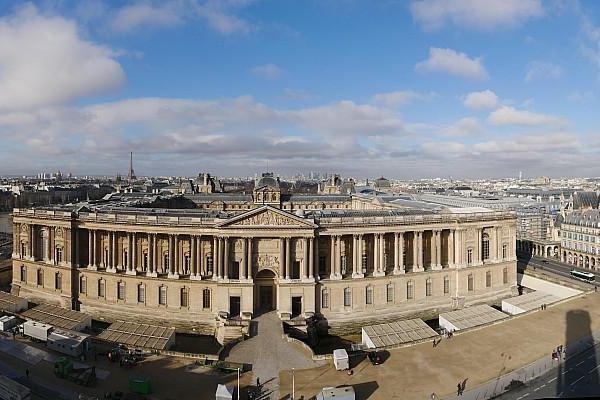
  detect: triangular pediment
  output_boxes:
[216,206,316,228]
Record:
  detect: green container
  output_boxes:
[129,375,151,394]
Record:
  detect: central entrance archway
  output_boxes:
[254,269,277,315]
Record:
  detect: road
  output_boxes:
[517,254,597,289]
[495,341,600,399]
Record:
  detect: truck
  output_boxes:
[22,320,52,342]
[316,386,355,400]
[0,315,18,332]
[54,357,96,387]
[333,349,349,371]
[0,374,31,400]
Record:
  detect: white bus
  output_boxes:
[570,269,595,283]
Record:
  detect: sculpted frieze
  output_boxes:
[233,210,300,227]
[256,254,280,274]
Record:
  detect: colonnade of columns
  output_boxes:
[14,224,73,266]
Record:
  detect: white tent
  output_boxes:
[215,384,234,400]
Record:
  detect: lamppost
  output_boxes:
[237,367,240,400]
[292,367,295,400]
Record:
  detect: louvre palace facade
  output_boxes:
[11,174,518,335]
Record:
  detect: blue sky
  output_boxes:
[0,0,599,179]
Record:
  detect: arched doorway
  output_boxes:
[254,269,277,315]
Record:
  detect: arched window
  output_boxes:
[321,289,329,308]
[343,287,352,307]
[426,278,432,297]
[181,287,189,307]
[407,280,414,299]
[482,233,490,261]
[79,276,87,294]
[365,285,373,305]
[202,288,211,309]
[137,284,145,303]
[386,283,394,303]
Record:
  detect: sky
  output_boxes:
[1,0,600,179]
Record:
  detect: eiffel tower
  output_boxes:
[127,152,136,182]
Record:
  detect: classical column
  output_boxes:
[352,235,358,277]
[280,238,286,279]
[285,237,291,280]
[454,229,463,268]
[301,238,308,279]
[128,233,137,275]
[393,233,399,273]
[337,235,343,278]
[394,232,405,275]
[373,234,379,275]
[246,237,253,280]
[223,237,229,280]
[29,225,34,261]
[374,233,385,277]
[88,230,95,269]
[329,236,336,279]
[241,238,247,280]
[493,227,499,262]
[314,236,320,280]
[190,236,196,276]
[46,228,51,261]
[413,231,424,272]
[432,230,442,270]
[213,236,220,280]
[308,237,314,279]
[448,229,455,267]
[476,228,483,266]
[147,234,157,277]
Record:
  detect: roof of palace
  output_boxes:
[572,191,599,210]
[563,209,600,227]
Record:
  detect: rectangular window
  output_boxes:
[164,254,169,270]
[184,255,191,274]
[117,282,126,300]
[503,267,508,284]
[37,269,43,286]
[407,281,414,300]
[231,261,240,280]
[319,256,327,276]
[467,249,473,265]
[486,271,492,287]
[365,286,373,305]
[206,256,213,276]
[203,289,211,309]
[343,288,351,307]
[98,280,105,298]
[291,261,300,280]
[80,277,87,294]
[468,274,474,291]
[340,256,347,276]
[426,279,432,297]
[482,239,489,260]
[55,273,62,290]
[502,245,507,260]
[138,285,145,303]
[444,276,450,294]
[362,254,367,273]
[181,288,189,307]
[143,252,148,271]
[20,266,26,282]
[159,286,167,305]
[321,290,329,308]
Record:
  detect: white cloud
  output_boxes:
[441,117,482,137]
[283,88,314,101]
[110,2,182,33]
[463,90,499,110]
[415,47,488,80]
[524,61,562,82]
[250,63,283,79]
[567,91,594,103]
[473,132,579,154]
[0,5,125,111]
[372,90,435,108]
[422,141,467,155]
[410,0,544,31]
[192,1,252,35]
[487,106,566,127]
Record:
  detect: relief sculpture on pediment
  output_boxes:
[235,211,298,226]
[256,254,280,275]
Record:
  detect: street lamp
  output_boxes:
[292,367,295,400]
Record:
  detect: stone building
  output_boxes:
[11,174,517,338]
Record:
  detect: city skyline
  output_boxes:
[1,1,600,178]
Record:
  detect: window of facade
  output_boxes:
[143,252,148,271]
[407,280,414,300]
[137,284,145,303]
[426,278,432,297]
[386,283,394,303]
[343,287,351,307]
[203,288,211,309]
[340,256,347,275]
[444,275,450,294]
[321,289,329,308]
[80,276,87,294]
[55,272,62,290]
[365,285,373,305]
[184,254,191,275]
[467,248,473,265]
[502,244,507,259]
[20,265,26,282]
[291,261,300,280]
[231,261,240,280]
[56,247,63,263]
[163,253,169,270]
[362,254,368,273]
[98,279,105,298]
[482,233,490,260]
[319,256,327,276]
[117,281,126,300]
[486,270,492,287]
[468,273,474,291]
[123,251,128,268]
[21,242,26,258]
[503,267,508,284]
[159,286,167,305]
[37,269,43,286]
[204,255,213,276]
[181,288,189,307]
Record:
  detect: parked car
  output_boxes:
[367,351,383,365]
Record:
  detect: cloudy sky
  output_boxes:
[0,0,599,179]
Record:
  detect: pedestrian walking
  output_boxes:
[256,377,260,387]
[461,378,468,393]
[457,383,462,396]
[25,368,29,379]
